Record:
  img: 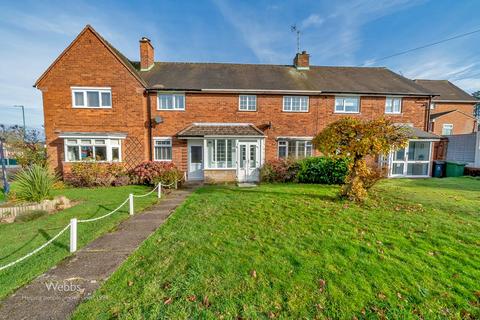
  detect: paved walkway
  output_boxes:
[0,185,198,320]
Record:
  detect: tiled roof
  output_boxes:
[177,123,265,137]
[414,80,478,102]
[137,62,432,96]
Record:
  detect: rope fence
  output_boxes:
[0,172,187,272]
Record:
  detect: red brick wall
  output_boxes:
[37,28,149,174]
[430,102,477,135]
[150,93,429,170]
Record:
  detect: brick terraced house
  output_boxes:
[414,80,478,136]
[36,25,444,182]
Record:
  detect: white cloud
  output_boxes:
[301,14,324,29]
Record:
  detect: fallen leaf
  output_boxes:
[318,279,326,292]
[164,297,172,305]
[397,292,403,300]
[203,296,210,308]
[268,311,276,318]
[251,270,257,278]
[378,292,386,300]
[474,291,480,298]
[127,280,134,287]
[187,295,196,302]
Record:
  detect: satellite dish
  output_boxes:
[154,116,163,124]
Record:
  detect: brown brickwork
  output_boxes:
[294,51,309,69]
[139,37,154,71]
[36,27,149,175]
[150,93,429,171]
[430,102,477,135]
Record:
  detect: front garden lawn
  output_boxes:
[74,178,480,319]
[0,185,159,299]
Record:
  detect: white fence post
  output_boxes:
[129,194,134,216]
[175,178,178,190]
[70,218,77,253]
[157,183,162,198]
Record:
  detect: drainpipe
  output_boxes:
[146,90,153,161]
[425,96,432,132]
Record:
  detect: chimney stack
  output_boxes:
[293,51,310,70]
[139,37,154,71]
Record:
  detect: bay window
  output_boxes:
[206,139,236,169]
[65,138,121,162]
[278,140,312,159]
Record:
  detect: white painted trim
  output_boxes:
[157,92,185,111]
[334,95,360,114]
[282,96,309,112]
[152,137,173,161]
[71,87,112,109]
[63,137,122,163]
[238,94,257,111]
[385,96,402,114]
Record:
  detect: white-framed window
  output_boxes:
[206,139,236,169]
[157,93,185,110]
[335,96,360,113]
[71,87,112,108]
[65,138,121,162]
[153,138,172,161]
[283,96,309,112]
[442,124,454,135]
[278,140,312,159]
[239,95,257,111]
[385,97,402,114]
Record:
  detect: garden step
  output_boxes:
[0,185,198,320]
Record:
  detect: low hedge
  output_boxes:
[260,157,349,184]
[297,157,349,184]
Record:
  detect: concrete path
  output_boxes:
[0,185,198,320]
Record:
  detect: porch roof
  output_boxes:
[58,132,128,139]
[177,123,265,138]
[404,127,441,140]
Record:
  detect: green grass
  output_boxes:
[73,178,480,319]
[0,185,159,299]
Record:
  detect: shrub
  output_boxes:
[66,162,128,187]
[130,161,183,186]
[260,158,300,183]
[15,165,57,202]
[297,157,349,184]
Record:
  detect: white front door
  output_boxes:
[390,140,432,177]
[237,142,260,182]
[188,140,204,180]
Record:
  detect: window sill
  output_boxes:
[385,112,402,115]
[282,110,309,113]
[153,159,173,162]
[156,109,185,112]
[72,106,112,109]
[238,109,257,112]
[334,111,360,114]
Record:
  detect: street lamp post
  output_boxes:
[13,105,26,141]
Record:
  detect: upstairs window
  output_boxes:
[278,139,312,159]
[158,93,185,110]
[154,138,172,161]
[442,124,453,135]
[335,96,360,113]
[72,87,112,108]
[283,96,309,112]
[239,95,257,111]
[385,97,402,114]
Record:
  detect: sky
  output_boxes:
[0,0,479,129]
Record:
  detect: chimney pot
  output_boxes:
[139,37,154,71]
[294,51,310,70]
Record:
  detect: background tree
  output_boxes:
[472,91,480,123]
[313,118,409,201]
[0,125,47,168]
